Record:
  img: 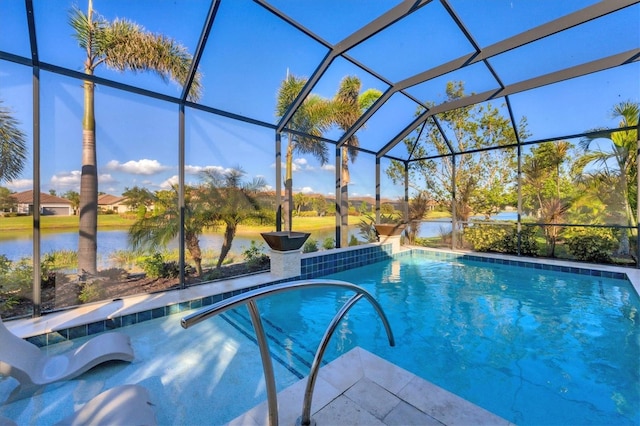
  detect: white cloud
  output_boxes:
[105,159,171,175]
[5,179,33,190]
[185,164,227,175]
[99,173,116,183]
[49,171,117,193]
[299,186,314,194]
[159,175,178,189]
[51,170,81,187]
[321,164,335,172]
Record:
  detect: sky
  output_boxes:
[0,0,638,200]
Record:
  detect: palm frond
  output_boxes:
[0,102,27,182]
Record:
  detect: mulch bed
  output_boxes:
[2,260,270,319]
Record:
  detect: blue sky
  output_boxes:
[0,0,638,200]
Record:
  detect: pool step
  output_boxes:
[222,308,320,379]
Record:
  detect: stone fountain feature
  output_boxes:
[260,231,311,279]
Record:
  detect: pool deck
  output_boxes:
[228,346,513,426]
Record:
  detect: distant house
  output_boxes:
[98,194,129,214]
[12,190,74,216]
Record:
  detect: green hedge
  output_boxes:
[464,222,539,256]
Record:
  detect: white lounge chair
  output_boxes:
[0,317,134,397]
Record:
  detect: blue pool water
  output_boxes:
[1,254,638,425]
[251,255,640,425]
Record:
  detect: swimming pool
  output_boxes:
[1,252,638,425]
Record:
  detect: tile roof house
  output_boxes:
[97,194,129,214]
[12,190,74,216]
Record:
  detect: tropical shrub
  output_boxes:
[322,237,335,250]
[564,228,615,263]
[464,222,539,256]
[138,253,180,278]
[303,238,319,253]
[242,241,269,269]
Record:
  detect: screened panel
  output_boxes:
[488,4,640,85]
[185,110,275,274]
[448,0,600,47]
[0,60,33,318]
[346,1,475,83]
[406,62,501,107]
[434,96,518,153]
[197,0,329,123]
[355,92,419,153]
[510,63,640,141]
[267,0,403,45]
[297,56,388,142]
[34,0,208,98]
[0,1,30,57]
[38,71,83,312]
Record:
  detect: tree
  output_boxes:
[122,186,155,211]
[70,0,201,274]
[576,100,638,255]
[128,168,266,275]
[62,190,80,215]
[310,195,327,216]
[331,76,382,246]
[200,168,267,268]
[293,192,309,215]
[0,100,27,183]
[129,185,213,277]
[521,141,574,218]
[0,187,17,213]
[386,82,525,231]
[406,191,431,243]
[275,73,333,231]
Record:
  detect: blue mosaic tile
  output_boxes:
[105,317,121,330]
[151,307,165,319]
[87,321,106,335]
[166,304,180,315]
[46,330,67,345]
[27,335,47,348]
[137,310,152,323]
[122,313,138,327]
[68,325,88,340]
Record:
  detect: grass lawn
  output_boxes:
[0,214,138,231]
[0,214,346,233]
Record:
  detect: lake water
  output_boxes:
[0,213,517,265]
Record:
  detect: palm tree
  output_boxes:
[70,0,201,274]
[128,185,214,277]
[540,198,570,257]
[332,76,381,246]
[577,101,638,255]
[275,73,332,231]
[0,100,27,183]
[200,168,267,268]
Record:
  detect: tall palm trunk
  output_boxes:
[185,232,202,276]
[78,76,98,275]
[284,140,294,231]
[217,222,237,268]
[340,146,350,247]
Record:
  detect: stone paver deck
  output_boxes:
[229,347,513,426]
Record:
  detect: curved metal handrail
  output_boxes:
[181,279,395,426]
